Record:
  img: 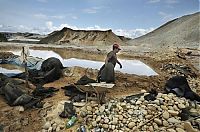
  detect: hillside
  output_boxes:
[128,12,200,51]
[39,27,127,45]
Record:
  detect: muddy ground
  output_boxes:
[0,42,199,132]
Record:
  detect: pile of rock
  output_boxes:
[79,92,200,132]
[39,92,199,132]
[40,101,66,132]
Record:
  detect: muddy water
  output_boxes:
[1,49,158,76]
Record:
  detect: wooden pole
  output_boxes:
[22,47,29,88]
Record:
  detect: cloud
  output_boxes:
[148,0,160,3]
[0,24,35,33]
[37,0,48,3]
[158,11,173,21]
[165,0,179,4]
[51,15,65,19]
[34,13,48,19]
[114,28,154,38]
[71,16,78,20]
[83,8,97,14]
[34,14,65,20]
[83,6,104,14]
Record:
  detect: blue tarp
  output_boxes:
[0,56,44,70]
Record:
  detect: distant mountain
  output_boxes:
[39,27,128,45]
[0,32,46,43]
[128,12,200,51]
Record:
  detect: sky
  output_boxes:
[0,0,199,38]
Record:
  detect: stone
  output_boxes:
[41,129,47,132]
[154,118,162,125]
[173,105,179,111]
[86,106,92,111]
[128,110,133,115]
[128,122,135,129]
[80,111,87,117]
[56,126,60,132]
[92,121,97,127]
[168,110,179,116]
[145,115,153,119]
[121,102,126,107]
[43,122,51,130]
[122,119,126,124]
[157,93,162,98]
[153,100,160,105]
[163,96,170,101]
[100,128,104,132]
[111,125,115,130]
[168,106,174,110]
[118,115,123,120]
[167,129,176,132]
[163,120,169,127]
[59,124,65,130]
[149,126,154,132]
[99,105,105,113]
[184,121,198,132]
[136,100,142,105]
[139,96,145,101]
[176,128,185,132]
[104,118,109,124]
[14,106,24,112]
[47,127,53,132]
[178,104,185,109]
[153,123,159,130]
[162,111,170,119]
[96,116,101,122]
[102,124,109,129]
[52,123,57,130]
[161,105,168,110]
[141,89,147,93]
[167,117,180,124]
[112,118,118,125]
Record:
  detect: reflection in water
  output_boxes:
[62,58,157,76]
[12,50,63,60]
[1,49,158,76]
[0,67,23,77]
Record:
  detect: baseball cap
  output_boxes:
[113,43,121,50]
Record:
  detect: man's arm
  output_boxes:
[117,59,122,68]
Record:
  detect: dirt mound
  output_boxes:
[128,12,200,51]
[39,27,126,45]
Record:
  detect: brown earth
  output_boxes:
[0,43,199,132]
[39,27,127,46]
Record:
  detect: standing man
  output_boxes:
[97,44,122,83]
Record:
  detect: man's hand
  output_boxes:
[119,63,122,68]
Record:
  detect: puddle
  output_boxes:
[63,58,157,76]
[0,67,23,77]
[1,49,158,76]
